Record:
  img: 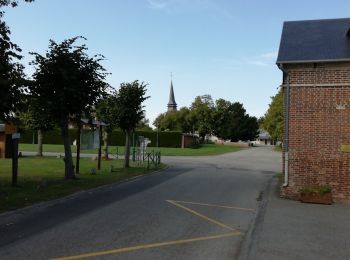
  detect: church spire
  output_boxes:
[167,76,177,112]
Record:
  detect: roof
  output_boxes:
[277,18,350,64]
[167,80,177,106]
[258,129,271,140]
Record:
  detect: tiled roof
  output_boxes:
[277,18,350,64]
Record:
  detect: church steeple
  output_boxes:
[167,78,177,112]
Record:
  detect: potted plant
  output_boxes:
[299,185,333,205]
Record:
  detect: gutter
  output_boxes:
[277,63,290,187]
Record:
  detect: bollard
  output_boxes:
[147,153,150,170]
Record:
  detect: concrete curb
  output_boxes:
[237,176,275,260]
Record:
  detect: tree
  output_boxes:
[0,1,33,120]
[115,81,149,168]
[239,115,259,141]
[262,89,283,141]
[0,0,33,9]
[18,95,54,156]
[213,98,232,140]
[153,107,192,133]
[213,99,258,141]
[136,117,152,131]
[95,93,118,159]
[190,95,215,139]
[30,37,108,179]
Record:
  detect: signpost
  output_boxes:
[12,133,20,186]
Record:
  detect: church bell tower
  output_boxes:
[167,79,177,112]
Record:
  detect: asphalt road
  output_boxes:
[0,146,281,260]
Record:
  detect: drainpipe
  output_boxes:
[278,64,290,187]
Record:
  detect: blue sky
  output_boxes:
[4,0,350,125]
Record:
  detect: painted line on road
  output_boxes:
[171,200,255,212]
[51,232,239,260]
[166,200,240,232]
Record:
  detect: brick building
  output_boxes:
[277,18,350,200]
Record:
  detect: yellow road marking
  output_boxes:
[52,232,239,260]
[171,200,255,212]
[166,200,240,232]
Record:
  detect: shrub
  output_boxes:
[20,128,183,148]
[299,185,332,194]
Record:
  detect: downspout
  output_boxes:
[278,63,290,187]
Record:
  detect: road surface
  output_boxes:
[0,146,280,260]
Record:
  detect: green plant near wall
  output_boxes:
[299,185,332,194]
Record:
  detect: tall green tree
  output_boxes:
[262,89,283,141]
[115,81,149,168]
[30,37,108,179]
[136,117,152,131]
[153,107,191,132]
[190,95,215,139]
[0,0,33,120]
[95,93,118,159]
[213,99,258,141]
[18,95,54,156]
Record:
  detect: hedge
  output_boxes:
[20,129,182,148]
[20,129,78,145]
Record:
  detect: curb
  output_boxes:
[237,176,275,260]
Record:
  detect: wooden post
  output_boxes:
[75,121,82,174]
[11,133,20,186]
[98,124,102,170]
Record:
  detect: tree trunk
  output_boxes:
[124,129,131,168]
[75,121,82,174]
[61,118,75,179]
[103,130,109,159]
[97,125,102,170]
[36,129,43,157]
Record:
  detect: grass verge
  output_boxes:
[19,143,243,157]
[0,157,165,213]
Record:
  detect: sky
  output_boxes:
[3,0,350,126]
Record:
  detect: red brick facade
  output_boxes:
[281,63,350,200]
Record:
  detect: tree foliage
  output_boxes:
[190,95,215,138]
[95,93,118,159]
[0,0,32,120]
[153,107,192,132]
[18,94,55,156]
[114,80,149,168]
[153,95,258,142]
[29,37,109,178]
[262,89,283,141]
[213,99,258,141]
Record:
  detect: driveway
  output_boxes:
[0,146,281,260]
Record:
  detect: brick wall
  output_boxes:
[281,63,350,200]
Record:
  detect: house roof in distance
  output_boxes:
[277,18,350,64]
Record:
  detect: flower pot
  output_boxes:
[300,192,333,205]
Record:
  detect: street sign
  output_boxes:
[12,133,20,139]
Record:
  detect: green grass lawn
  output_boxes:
[0,157,164,213]
[19,143,243,156]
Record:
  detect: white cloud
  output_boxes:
[146,0,235,20]
[147,0,169,9]
[247,60,270,67]
[220,51,278,69]
[260,51,278,59]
